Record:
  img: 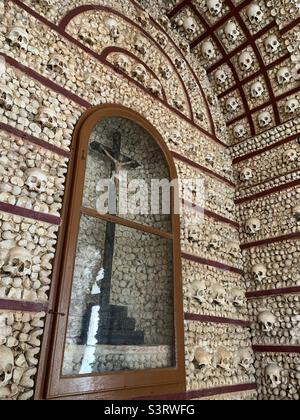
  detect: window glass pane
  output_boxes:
[62,215,175,376]
[82,118,172,232]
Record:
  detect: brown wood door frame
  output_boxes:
[35,105,186,400]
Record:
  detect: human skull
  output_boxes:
[251,81,265,98]
[277,67,291,85]
[234,123,247,139]
[239,51,254,72]
[247,4,264,24]
[37,107,58,130]
[147,79,162,96]
[207,0,223,17]
[168,129,182,146]
[183,17,197,35]
[137,10,149,26]
[265,35,280,54]
[230,288,246,308]
[104,17,120,39]
[201,40,216,60]
[194,347,212,370]
[236,348,254,371]
[228,241,240,257]
[159,65,172,80]
[265,364,282,388]
[114,54,130,73]
[0,346,14,387]
[292,204,300,221]
[190,280,207,304]
[208,234,222,251]
[174,98,185,110]
[47,54,66,75]
[283,148,298,163]
[131,64,147,83]
[226,96,240,113]
[215,347,232,372]
[252,264,267,283]
[2,247,32,277]
[134,36,147,56]
[25,168,48,193]
[285,98,299,115]
[225,21,240,42]
[175,58,186,71]
[7,27,29,50]
[240,167,253,182]
[215,68,227,85]
[258,311,277,333]
[211,283,226,306]
[0,84,13,111]
[155,33,168,48]
[258,111,272,128]
[245,217,261,235]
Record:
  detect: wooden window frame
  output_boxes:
[35,105,185,400]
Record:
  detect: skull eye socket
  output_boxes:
[11,258,19,267]
[5,364,13,375]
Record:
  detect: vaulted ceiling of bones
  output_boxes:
[159,0,299,143]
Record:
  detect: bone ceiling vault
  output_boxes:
[161,0,300,144]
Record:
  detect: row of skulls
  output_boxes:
[215,66,293,86]
[226,94,299,114]
[189,280,246,309]
[193,346,254,375]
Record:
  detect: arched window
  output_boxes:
[42,106,184,400]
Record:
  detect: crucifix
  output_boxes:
[82,131,144,346]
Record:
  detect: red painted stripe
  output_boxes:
[253,346,300,354]
[166,0,190,19]
[185,313,251,328]
[233,133,299,164]
[183,200,239,228]
[182,252,243,275]
[135,383,257,400]
[235,179,300,204]
[0,202,61,225]
[241,232,300,250]
[0,299,48,313]
[1,53,90,109]
[246,286,300,299]
[0,122,71,158]
[173,152,236,188]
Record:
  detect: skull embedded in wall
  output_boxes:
[224,21,240,42]
[251,81,265,99]
[7,27,29,50]
[147,79,162,96]
[215,347,232,373]
[0,84,13,111]
[104,17,120,40]
[292,204,300,221]
[168,129,182,146]
[0,345,14,388]
[211,283,226,306]
[247,4,264,24]
[236,348,254,372]
[258,311,277,333]
[114,54,131,73]
[285,98,299,115]
[194,347,212,371]
[190,280,207,304]
[2,247,32,277]
[215,68,227,85]
[25,168,48,193]
[228,241,240,257]
[175,58,186,71]
[183,17,197,35]
[258,111,272,128]
[131,63,147,83]
[265,35,280,54]
[159,65,172,80]
[208,234,222,251]
[277,67,291,85]
[207,0,223,17]
[47,54,67,76]
[226,96,240,113]
[265,364,282,388]
[234,123,247,139]
[134,36,147,56]
[239,51,254,72]
[137,10,149,26]
[252,263,267,283]
[245,217,261,235]
[230,287,246,308]
[201,40,216,60]
[37,107,58,130]
[240,167,253,182]
[283,148,298,163]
